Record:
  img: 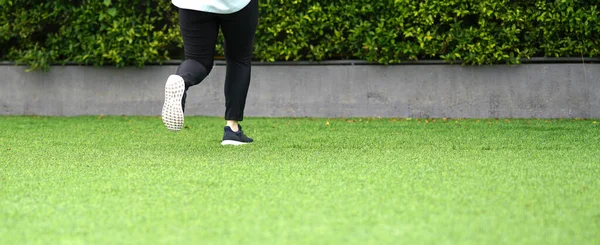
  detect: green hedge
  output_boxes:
[1,0,598,70]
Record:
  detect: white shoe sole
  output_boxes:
[221,140,250,146]
[161,75,185,131]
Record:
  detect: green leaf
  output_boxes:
[107,8,117,17]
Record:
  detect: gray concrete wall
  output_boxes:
[1,63,598,118]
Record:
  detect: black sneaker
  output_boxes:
[221,125,254,145]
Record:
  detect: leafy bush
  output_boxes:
[0,0,180,70]
[1,0,598,70]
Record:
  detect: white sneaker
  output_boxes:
[161,75,185,131]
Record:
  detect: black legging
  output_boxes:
[176,0,258,121]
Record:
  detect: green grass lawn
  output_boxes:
[1,116,599,245]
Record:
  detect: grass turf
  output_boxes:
[0,116,599,244]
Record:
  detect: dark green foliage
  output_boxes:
[1,0,598,70]
[0,0,180,70]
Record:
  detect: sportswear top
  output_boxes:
[172,0,251,14]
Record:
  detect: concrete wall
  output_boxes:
[1,63,598,118]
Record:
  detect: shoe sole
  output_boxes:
[161,75,185,131]
[221,140,250,146]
